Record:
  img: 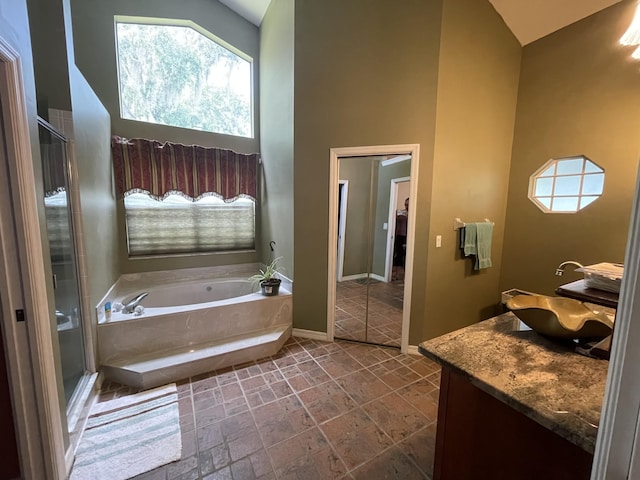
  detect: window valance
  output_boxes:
[111,136,258,201]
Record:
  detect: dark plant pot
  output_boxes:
[260,278,281,296]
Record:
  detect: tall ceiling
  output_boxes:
[218,0,623,45]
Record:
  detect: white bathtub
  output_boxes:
[96,265,292,388]
[144,279,257,307]
[106,278,260,322]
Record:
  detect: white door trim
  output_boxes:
[0,38,67,479]
[327,144,419,354]
[337,180,349,282]
[592,163,640,479]
[384,177,410,282]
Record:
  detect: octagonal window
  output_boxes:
[529,156,604,213]
[115,17,253,138]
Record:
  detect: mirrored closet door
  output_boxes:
[335,154,411,348]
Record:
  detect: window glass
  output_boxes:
[534,177,554,197]
[552,196,580,212]
[582,173,605,195]
[115,20,252,137]
[580,196,598,209]
[556,158,584,175]
[124,192,255,256]
[554,175,581,196]
[539,164,556,178]
[528,155,604,213]
[538,197,552,209]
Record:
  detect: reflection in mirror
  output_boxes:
[334,154,411,347]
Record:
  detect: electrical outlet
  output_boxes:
[436,235,442,248]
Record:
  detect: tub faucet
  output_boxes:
[555,261,584,276]
[123,292,149,313]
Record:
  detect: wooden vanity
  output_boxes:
[419,313,608,479]
[555,279,619,309]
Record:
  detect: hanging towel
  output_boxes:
[474,222,493,270]
[461,224,477,256]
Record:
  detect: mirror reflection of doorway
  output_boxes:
[334,154,411,348]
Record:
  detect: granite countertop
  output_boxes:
[418,312,610,454]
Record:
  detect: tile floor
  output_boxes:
[97,336,441,480]
[335,279,405,347]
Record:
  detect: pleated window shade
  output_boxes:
[125,192,255,256]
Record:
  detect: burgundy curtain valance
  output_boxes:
[111,136,258,201]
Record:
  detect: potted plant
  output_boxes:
[250,257,282,296]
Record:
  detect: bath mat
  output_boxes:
[70,383,182,480]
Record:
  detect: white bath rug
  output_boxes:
[70,383,182,480]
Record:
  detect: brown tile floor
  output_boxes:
[335,279,405,347]
[96,337,441,480]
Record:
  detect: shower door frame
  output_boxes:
[327,144,420,354]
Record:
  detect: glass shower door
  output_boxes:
[38,118,86,405]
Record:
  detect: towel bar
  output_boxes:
[453,218,494,231]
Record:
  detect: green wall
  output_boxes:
[293,0,442,334]
[68,67,118,349]
[26,0,72,115]
[420,0,521,342]
[259,0,294,279]
[500,1,640,297]
[69,0,262,274]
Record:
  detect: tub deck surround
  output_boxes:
[101,324,291,390]
[418,312,608,454]
[97,264,293,389]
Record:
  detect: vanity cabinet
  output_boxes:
[434,367,592,479]
[420,313,608,480]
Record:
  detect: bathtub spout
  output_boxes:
[123,292,149,314]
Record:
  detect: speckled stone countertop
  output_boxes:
[418,312,610,454]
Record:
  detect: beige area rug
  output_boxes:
[70,383,182,480]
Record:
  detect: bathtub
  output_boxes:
[96,264,292,388]
[108,278,260,322]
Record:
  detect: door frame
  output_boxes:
[327,144,419,353]
[592,162,640,477]
[336,180,349,282]
[384,177,410,282]
[0,38,67,479]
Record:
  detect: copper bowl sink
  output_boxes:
[505,295,613,339]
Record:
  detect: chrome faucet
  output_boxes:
[555,261,584,276]
[122,292,149,313]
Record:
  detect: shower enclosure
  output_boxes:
[38,118,87,405]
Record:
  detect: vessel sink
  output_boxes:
[505,295,613,339]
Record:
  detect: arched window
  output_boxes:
[115,17,253,137]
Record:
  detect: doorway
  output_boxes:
[327,145,419,353]
[337,180,349,281]
[0,41,67,478]
[386,177,410,283]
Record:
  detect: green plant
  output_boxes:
[250,257,282,283]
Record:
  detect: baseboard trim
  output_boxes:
[292,328,329,341]
[339,273,368,282]
[407,345,421,356]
